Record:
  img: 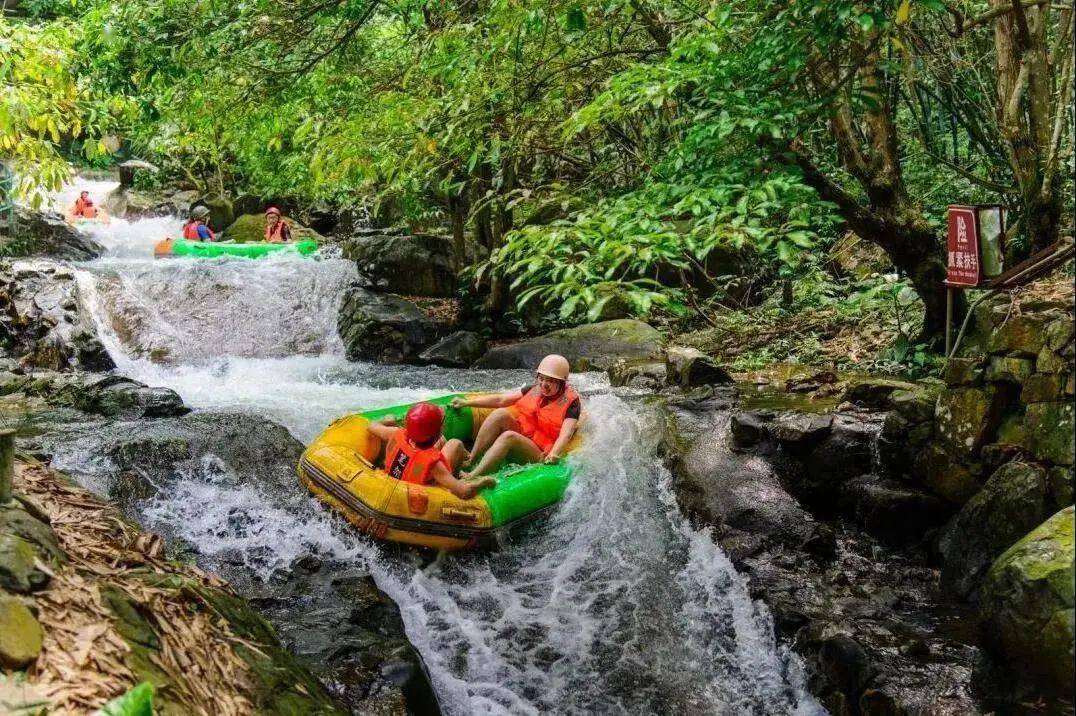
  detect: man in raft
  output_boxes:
[71,191,99,219]
[367,402,496,499]
[264,206,292,243]
[453,354,581,478]
[182,206,215,241]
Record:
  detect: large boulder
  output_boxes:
[840,475,951,548]
[2,207,104,261]
[1,371,188,419]
[417,330,487,368]
[0,595,43,669]
[343,233,458,297]
[660,398,830,558]
[0,261,113,371]
[664,346,733,388]
[938,462,1054,598]
[222,213,323,244]
[102,186,202,220]
[979,506,1074,696]
[116,159,159,188]
[475,319,664,372]
[337,286,440,363]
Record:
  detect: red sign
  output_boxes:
[946,205,981,287]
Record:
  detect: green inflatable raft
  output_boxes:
[154,238,318,259]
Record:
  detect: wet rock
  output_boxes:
[841,378,919,411]
[3,207,104,261]
[103,186,201,219]
[231,563,440,713]
[343,233,458,297]
[891,386,940,423]
[0,595,44,668]
[1024,401,1075,466]
[912,443,979,506]
[475,319,664,372]
[607,359,667,390]
[785,370,838,394]
[798,414,878,506]
[1045,317,1075,352]
[8,371,188,419]
[0,261,113,371]
[769,412,832,448]
[840,475,951,548]
[116,159,159,188]
[933,385,1010,459]
[417,330,487,368]
[338,286,440,364]
[980,506,1074,696]
[664,346,733,388]
[1036,344,1068,374]
[939,462,1052,599]
[730,411,769,449]
[222,213,323,244]
[198,194,234,233]
[660,401,827,554]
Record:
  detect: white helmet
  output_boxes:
[536,354,570,381]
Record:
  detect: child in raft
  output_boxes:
[367,402,496,499]
[452,354,581,478]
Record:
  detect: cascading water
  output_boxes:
[54,179,822,714]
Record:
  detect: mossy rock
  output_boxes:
[474,319,665,371]
[980,506,1075,695]
[939,462,1051,598]
[933,385,1009,458]
[0,596,43,669]
[221,214,322,245]
[1025,401,1075,466]
[0,534,51,593]
[913,443,978,505]
[989,314,1050,356]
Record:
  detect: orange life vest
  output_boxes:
[264,220,289,243]
[384,430,448,485]
[515,384,580,452]
[182,221,215,241]
[74,198,97,218]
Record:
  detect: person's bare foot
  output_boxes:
[460,470,473,480]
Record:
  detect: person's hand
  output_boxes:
[543,453,560,464]
[379,415,398,426]
[477,476,497,490]
[450,397,467,409]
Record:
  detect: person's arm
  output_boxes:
[430,463,496,499]
[197,224,213,241]
[366,416,398,442]
[451,390,523,409]
[543,418,578,462]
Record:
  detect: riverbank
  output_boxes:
[1,454,344,714]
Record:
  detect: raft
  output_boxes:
[153,238,318,259]
[65,211,111,226]
[298,394,579,551]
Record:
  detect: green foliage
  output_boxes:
[0,18,126,206]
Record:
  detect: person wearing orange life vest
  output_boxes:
[365,402,497,500]
[453,354,581,479]
[182,206,215,241]
[72,191,99,218]
[263,207,292,243]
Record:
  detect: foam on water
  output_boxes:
[56,180,822,715]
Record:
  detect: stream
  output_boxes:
[45,180,824,715]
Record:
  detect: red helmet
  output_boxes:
[405,402,443,444]
[265,206,281,216]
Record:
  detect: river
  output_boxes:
[47,180,824,715]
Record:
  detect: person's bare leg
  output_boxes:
[462,431,543,478]
[465,408,518,467]
[441,439,468,472]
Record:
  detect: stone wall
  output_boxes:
[879,297,1074,698]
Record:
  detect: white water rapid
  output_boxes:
[57,180,823,715]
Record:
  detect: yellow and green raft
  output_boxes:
[298,394,579,551]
